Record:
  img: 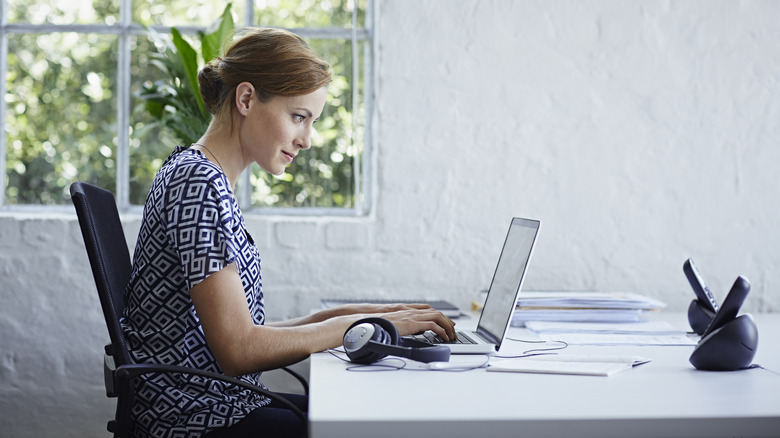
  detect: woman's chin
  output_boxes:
[258,163,286,176]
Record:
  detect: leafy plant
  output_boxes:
[135,3,235,145]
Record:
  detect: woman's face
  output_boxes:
[240,86,328,176]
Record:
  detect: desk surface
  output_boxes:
[309,313,780,438]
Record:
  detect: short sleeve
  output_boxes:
[165,163,237,290]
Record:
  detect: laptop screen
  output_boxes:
[476,217,540,347]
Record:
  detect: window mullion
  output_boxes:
[114,0,132,210]
[361,0,376,215]
[0,0,8,207]
[350,1,361,213]
[236,0,255,208]
[244,0,255,27]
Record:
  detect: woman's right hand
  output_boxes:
[376,307,457,342]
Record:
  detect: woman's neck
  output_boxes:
[193,132,245,188]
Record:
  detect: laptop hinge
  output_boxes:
[475,328,501,346]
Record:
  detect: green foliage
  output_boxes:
[135,3,235,146]
[201,8,235,69]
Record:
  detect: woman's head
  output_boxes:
[197,28,331,131]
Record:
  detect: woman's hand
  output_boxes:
[378,308,457,341]
[320,302,457,341]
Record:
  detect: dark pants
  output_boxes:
[205,393,308,438]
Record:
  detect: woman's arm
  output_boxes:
[191,263,456,376]
[267,302,444,327]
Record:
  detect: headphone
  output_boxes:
[342,317,451,364]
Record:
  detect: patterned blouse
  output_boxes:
[123,146,268,437]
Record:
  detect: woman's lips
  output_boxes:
[282,151,296,163]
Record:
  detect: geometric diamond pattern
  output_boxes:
[123,146,268,437]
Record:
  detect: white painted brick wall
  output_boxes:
[2,1,780,435]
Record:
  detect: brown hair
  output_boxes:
[197,27,331,131]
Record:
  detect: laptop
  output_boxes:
[408,217,540,354]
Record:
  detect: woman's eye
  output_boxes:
[293,114,305,123]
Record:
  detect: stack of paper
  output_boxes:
[512,291,666,326]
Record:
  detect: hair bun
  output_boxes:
[197,62,224,115]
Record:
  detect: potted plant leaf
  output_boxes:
[135,3,235,145]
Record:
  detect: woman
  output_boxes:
[124,28,456,438]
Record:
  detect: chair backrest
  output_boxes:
[70,181,133,366]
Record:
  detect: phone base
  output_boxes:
[690,314,758,371]
[687,299,716,335]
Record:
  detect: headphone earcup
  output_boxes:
[343,318,397,364]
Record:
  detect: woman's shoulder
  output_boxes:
[164,145,216,171]
[144,146,234,211]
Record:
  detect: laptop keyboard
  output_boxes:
[412,330,479,345]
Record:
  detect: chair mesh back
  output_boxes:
[70,182,133,366]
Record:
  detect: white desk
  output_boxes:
[309,313,780,438]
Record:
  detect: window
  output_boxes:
[1,0,372,215]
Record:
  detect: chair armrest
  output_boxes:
[280,366,309,396]
[113,363,307,437]
[104,343,307,395]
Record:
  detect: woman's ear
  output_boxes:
[235,82,255,116]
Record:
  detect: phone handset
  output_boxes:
[689,275,758,371]
[683,258,720,334]
[683,258,719,313]
[700,276,750,338]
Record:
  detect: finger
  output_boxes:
[427,318,455,341]
[380,308,455,339]
[440,315,458,341]
[417,311,456,341]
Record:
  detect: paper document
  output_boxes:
[517,291,667,310]
[510,291,666,326]
[487,354,650,377]
[512,308,651,325]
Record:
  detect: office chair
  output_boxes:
[70,181,307,438]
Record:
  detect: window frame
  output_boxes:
[0,0,374,216]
